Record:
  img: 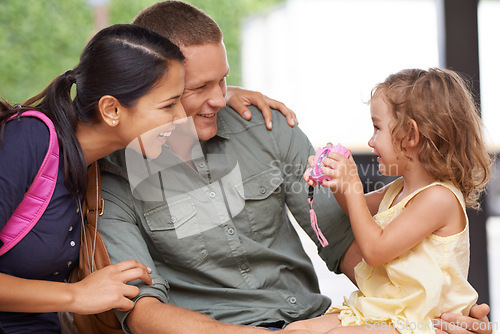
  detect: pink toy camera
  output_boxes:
[309,144,350,185]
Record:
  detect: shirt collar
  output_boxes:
[214,112,230,139]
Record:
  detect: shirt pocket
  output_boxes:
[143,197,208,267]
[234,168,284,241]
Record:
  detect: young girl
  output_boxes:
[292,68,492,333]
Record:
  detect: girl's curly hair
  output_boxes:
[371,68,492,208]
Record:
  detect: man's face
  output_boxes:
[180,42,229,141]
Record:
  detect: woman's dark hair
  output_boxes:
[0,24,185,198]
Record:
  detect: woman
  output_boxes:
[0,24,185,333]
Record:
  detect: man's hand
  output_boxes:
[225,86,298,129]
[434,304,492,334]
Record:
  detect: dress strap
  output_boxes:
[400,181,466,216]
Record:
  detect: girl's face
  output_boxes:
[122,60,186,159]
[368,95,406,176]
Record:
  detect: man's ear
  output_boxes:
[98,95,121,127]
[406,119,420,148]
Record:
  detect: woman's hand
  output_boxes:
[70,259,153,314]
[225,86,298,129]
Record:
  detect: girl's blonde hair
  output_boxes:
[371,68,492,208]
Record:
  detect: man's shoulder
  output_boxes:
[218,105,289,134]
[218,105,265,128]
[99,149,129,180]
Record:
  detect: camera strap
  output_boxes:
[308,185,329,247]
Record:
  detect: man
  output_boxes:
[98,2,492,333]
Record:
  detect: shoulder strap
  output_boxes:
[0,111,59,256]
[401,181,467,215]
[85,161,103,230]
[378,177,404,212]
[81,161,106,274]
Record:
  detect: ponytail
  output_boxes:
[1,70,87,199]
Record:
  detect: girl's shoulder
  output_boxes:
[406,181,467,237]
[406,181,465,211]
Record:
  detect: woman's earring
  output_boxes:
[112,120,117,125]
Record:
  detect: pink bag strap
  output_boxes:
[0,110,60,256]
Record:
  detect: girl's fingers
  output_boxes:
[308,155,315,167]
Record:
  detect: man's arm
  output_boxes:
[127,297,322,334]
[98,165,171,331]
[338,240,362,286]
[268,107,354,274]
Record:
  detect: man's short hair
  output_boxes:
[132,1,223,47]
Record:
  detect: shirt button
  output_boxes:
[227,227,235,235]
[289,297,297,304]
[53,272,59,276]
[70,241,76,247]
[170,216,177,223]
[199,161,206,168]
[259,186,266,194]
[76,207,79,213]
[240,263,249,271]
[68,226,73,232]
[209,191,216,198]
[67,261,73,267]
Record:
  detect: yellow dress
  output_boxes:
[326,178,478,334]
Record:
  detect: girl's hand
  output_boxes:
[303,155,318,187]
[70,259,153,314]
[225,86,298,129]
[321,153,363,195]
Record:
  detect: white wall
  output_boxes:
[243,0,500,324]
[242,0,439,150]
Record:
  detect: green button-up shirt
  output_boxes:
[98,106,353,331]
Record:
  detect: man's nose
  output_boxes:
[207,85,226,109]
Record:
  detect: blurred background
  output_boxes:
[0,0,498,326]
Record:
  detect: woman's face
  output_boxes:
[123,60,186,159]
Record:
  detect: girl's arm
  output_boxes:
[304,153,392,217]
[333,180,392,217]
[364,182,392,216]
[321,154,454,267]
[0,260,153,314]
